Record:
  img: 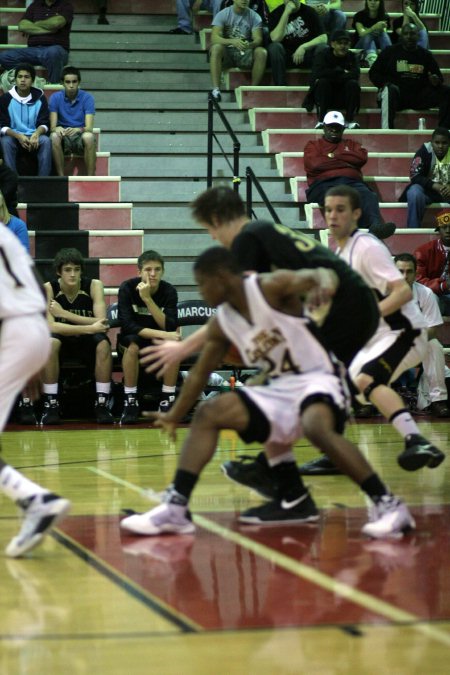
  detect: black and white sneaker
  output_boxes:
[210,88,221,102]
[239,492,319,524]
[16,397,38,425]
[397,434,445,471]
[362,495,415,539]
[158,395,175,414]
[40,395,61,426]
[120,395,140,425]
[222,452,276,499]
[298,455,341,475]
[95,394,115,424]
[5,492,71,557]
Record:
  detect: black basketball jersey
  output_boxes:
[50,278,94,323]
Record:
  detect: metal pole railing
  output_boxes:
[245,167,281,224]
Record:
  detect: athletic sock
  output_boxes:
[172,468,199,504]
[389,409,420,438]
[0,465,47,501]
[360,473,390,504]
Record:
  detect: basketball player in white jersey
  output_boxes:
[323,185,445,476]
[121,247,414,539]
[0,222,70,557]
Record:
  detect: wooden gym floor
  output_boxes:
[0,418,449,674]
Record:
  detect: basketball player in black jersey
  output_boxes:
[141,186,380,481]
[40,248,114,425]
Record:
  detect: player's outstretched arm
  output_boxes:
[140,324,209,377]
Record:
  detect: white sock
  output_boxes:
[390,410,420,438]
[267,450,296,467]
[43,383,58,395]
[0,465,47,502]
[96,382,111,395]
[124,387,137,395]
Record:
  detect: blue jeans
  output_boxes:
[321,9,347,34]
[1,134,52,176]
[355,31,391,56]
[0,45,68,83]
[406,183,446,228]
[176,0,215,32]
[306,177,384,230]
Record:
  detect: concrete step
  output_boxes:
[100,131,264,152]
[76,69,212,89]
[94,109,250,132]
[92,90,232,108]
[73,14,178,30]
[291,176,409,203]
[30,230,143,259]
[17,176,121,203]
[277,152,413,178]
[70,48,208,68]
[63,152,110,176]
[307,204,446,230]
[74,0,177,14]
[18,203,133,230]
[71,31,202,50]
[262,129,430,154]
[250,108,439,132]
[109,155,276,178]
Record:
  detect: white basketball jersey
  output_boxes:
[216,274,336,378]
[338,231,427,332]
[0,222,46,319]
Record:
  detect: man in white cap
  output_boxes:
[304,110,395,239]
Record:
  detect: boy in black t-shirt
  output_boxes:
[118,250,180,424]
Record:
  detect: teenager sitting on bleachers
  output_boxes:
[414,209,450,318]
[39,247,114,426]
[308,28,361,129]
[395,252,450,418]
[400,127,450,229]
[391,0,428,50]
[49,66,96,176]
[0,63,51,177]
[352,0,391,68]
[369,23,450,130]
[267,0,327,86]
[304,0,346,37]
[210,0,268,102]
[118,250,181,424]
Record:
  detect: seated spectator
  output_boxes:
[0,0,73,84]
[0,63,51,176]
[118,250,181,424]
[210,0,267,102]
[304,0,347,36]
[369,23,450,130]
[0,188,29,251]
[308,28,361,128]
[414,209,450,317]
[395,252,449,417]
[400,127,450,229]
[352,0,391,67]
[40,247,114,425]
[304,111,395,238]
[96,0,109,25]
[169,0,219,35]
[49,66,96,176]
[392,0,428,50]
[267,0,327,86]
[220,0,270,43]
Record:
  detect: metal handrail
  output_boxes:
[207,95,240,191]
[245,166,281,223]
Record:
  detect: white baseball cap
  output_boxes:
[323,111,345,127]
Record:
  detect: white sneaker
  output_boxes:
[5,492,71,558]
[346,121,360,129]
[362,495,415,539]
[315,121,324,129]
[120,502,195,536]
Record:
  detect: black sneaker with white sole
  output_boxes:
[397,434,445,471]
[120,395,140,425]
[221,451,276,499]
[40,395,61,425]
[239,492,319,524]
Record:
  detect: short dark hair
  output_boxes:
[14,63,36,81]
[193,246,241,276]
[138,250,164,270]
[394,252,417,271]
[325,185,362,211]
[54,248,84,273]
[432,127,450,140]
[61,65,81,82]
[191,186,246,226]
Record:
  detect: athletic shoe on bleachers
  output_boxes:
[315,121,324,129]
[210,88,221,102]
[169,27,191,35]
[95,394,115,424]
[368,221,396,240]
[5,492,71,557]
[158,395,176,414]
[346,121,360,129]
[120,502,195,535]
[238,492,319,524]
[222,451,276,498]
[397,434,445,471]
[362,495,415,539]
[40,395,61,425]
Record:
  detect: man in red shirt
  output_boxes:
[304,110,395,239]
[414,209,450,317]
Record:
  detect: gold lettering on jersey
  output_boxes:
[245,328,284,362]
[274,223,316,252]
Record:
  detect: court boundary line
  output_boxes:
[51,528,201,634]
[89,467,450,647]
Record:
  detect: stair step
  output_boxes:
[94,109,250,132]
[18,203,133,230]
[110,155,276,178]
[17,176,121,203]
[100,131,264,152]
[30,230,143,259]
[291,176,409,203]
[263,129,430,154]
[277,152,413,178]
